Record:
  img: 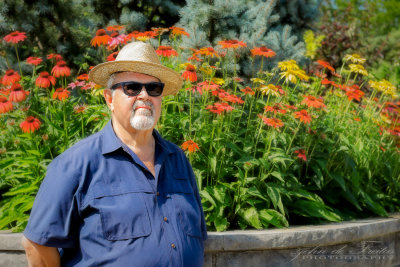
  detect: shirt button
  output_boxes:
[163,217,168,222]
[171,243,176,249]
[156,192,160,196]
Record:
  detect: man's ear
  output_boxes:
[103,89,114,111]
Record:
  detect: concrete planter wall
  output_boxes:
[1,214,399,267]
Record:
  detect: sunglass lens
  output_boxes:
[146,83,164,96]
[124,82,142,96]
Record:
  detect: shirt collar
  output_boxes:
[101,120,175,155]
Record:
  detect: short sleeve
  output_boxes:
[23,157,80,248]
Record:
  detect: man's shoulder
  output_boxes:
[51,130,104,166]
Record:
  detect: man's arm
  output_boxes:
[22,236,61,267]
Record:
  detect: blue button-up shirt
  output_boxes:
[24,120,207,267]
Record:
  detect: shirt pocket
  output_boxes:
[94,192,151,241]
[169,177,202,238]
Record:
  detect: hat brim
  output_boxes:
[89,60,183,96]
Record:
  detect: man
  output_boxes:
[22,42,207,266]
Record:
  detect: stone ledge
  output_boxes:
[204,213,400,252]
[1,213,399,253]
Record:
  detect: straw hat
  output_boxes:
[89,42,183,96]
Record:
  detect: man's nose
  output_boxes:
[136,86,149,99]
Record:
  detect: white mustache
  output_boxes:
[132,100,154,114]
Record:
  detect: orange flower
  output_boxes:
[20,116,41,133]
[3,31,27,44]
[301,95,326,109]
[294,149,307,161]
[51,60,71,77]
[218,40,246,49]
[2,69,21,85]
[77,74,89,81]
[206,102,234,114]
[106,25,125,32]
[251,46,276,58]
[107,51,119,62]
[36,72,56,88]
[265,103,287,114]
[91,29,111,47]
[74,104,87,113]
[196,47,219,58]
[9,84,27,102]
[151,27,170,36]
[285,104,297,110]
[182,64,197,82]
[181,140,200,153]
[0,96,13,114]
[346,88,365,102]
[26,56,43,66]
[294,109,312,124]
[128,31,157,41]
[169,26,189,37]
[316,60,335,73]
[241,87,255,95]
[52,88,70,100]
[47,53,63,61]
[156,46,178,57]
[260,116,284,128]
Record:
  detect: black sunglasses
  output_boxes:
[111,81,164,97]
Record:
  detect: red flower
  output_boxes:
[294,149,307,161]
[241,87,255,95]
[47,53,63,61]
[265,104,287,114]
[156,46,178,57]
[77,74,89,81]
[20,116,41,133]
[206,102,234,114]
[52,88,70,100]
[0,96,13,114]
[196,47,219,58]
[181,140,200,153]
[2,69,21,85]
[36,72,56,88]
[294,110,312,124]
[251,46,276,58]
[301,95,326,109]
[321,78,334,86]
[285,104,297,110]
[26,56,43,66]
[346,88,365,102]
[91,29,111,47]
[107,51,119,62]
[9,84,27,102]
[316,60,335,73]
[74,104,87,113]
[169,26,189,37]
[106,25,125,32]
[218,40,247,49]
[3,31,27,44]
[260,116,284,128]
[51,60,71,77]
[128,31,157,41]
[182,64,197,82]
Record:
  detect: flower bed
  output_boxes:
[0,27,399,232]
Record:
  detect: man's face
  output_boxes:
[106,72,162,132]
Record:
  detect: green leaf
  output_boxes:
[241,207,262,229]
[360,191,388,216]
[3,183,38,197]
[259,209,289,228]
[214,217,229,232]
[209,155,217,174]
[247,186,269,202]
[267,186,285,216]
[200,190,217,207]
[270,171,285,183]
[26,150,41,156]
[330,173,346,191]
[294,200,342,222]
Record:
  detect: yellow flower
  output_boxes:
[344,54,366,64]
[250,77,265,84]
[259,84,280,96]
[279,69,309,84]
[212,77,225,85]
[369,79,397,96]
[199,66,213,76]
[278,60,300,71]
[349,64,368,76]
[380,113,392,124]
[91,88,104,97]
